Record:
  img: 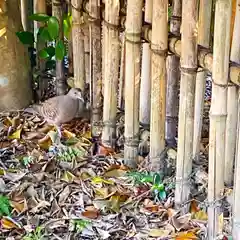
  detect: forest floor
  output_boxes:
[0,77,233,240]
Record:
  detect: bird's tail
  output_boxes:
[24,104,41,115]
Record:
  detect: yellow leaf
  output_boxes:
[1,216,22,229]
[8,128,22,139]
[109,195,120,212]
[175,231,198,240]
[104,169,126,178]
[194,210,208,221]
[148,229,170,237]
[219,213,224,233]
[91,176,114,185]
[81,130,91,139]
[61,171,76,183]
[38,135,52,149]
[95,187,109,198]
[62,129,75,139]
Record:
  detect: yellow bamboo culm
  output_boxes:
[174,0,198,211]
[124,0,143,168]
[207,0,232,238]
[101,0,120,147]
[149,0,168,171]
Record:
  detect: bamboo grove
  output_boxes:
[18,0,240,238]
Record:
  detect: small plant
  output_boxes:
[127,172,167,201]
[16,12,72,71]
[0,194,12,217]
[71,219,91,233]
[21,156,34,167]
[23,226,46,240]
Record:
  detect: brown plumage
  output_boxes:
[25,88,85,125]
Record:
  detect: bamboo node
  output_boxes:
[125,32,142,45]
[170,15,182,22]
[211,79,235,88]
[125,135,139,148]
[150,45,168,58]
[180,66,198,75]
[102,18,120,31]
[103,120,116,128]
[139,122,150,130]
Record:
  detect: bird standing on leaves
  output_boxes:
[25,88,85,137]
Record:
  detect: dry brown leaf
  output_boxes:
[104,169,126,178]
[58,185,71,205]
[190,200,199,213]
[148,229,171,237]
[1,216,22,230]
[171,213,191,231]
[82,206,99,219]
[11,199,27,214]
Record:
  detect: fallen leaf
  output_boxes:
[62,129,75,139]
[175,231,198,240]
[61,171,76,183]
[81,130,91,139]
[82,206,99,219]
[148,229,171,237]
[38,134,52,149]
[97,144,115,156]
[190,200,199,213]
[1,216,22,229]
[194,210,208,221]
[8,127,22,139]
[10,199,27,214]
[91,176,114,185]
[58,186,71,205]
[171,213,191,231]
[104,169,126,178]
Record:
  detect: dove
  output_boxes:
[24,88,85,137]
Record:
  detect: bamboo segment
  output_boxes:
[101,0,120,147]
[68,5,74,76]
[139,0,152,128]
[124,0,143,168]
[193,0,212,160]
[149,0,168,170]
[118,32,125,110]
[208,0,232,238]
[231,1,240,238]
[72,0,85,91]
[20,0,29,31]
[84,28,90,84]
[52,0,67,95]
[224,0,238,186]
[166,0,181,147]
[175,0,198,210]
[139,43,151,127]
[89,0,102,137]
[143,27,240,86]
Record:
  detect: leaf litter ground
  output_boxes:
[0,103,233,239]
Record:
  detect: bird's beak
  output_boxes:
[78,96,84,102]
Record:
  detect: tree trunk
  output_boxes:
[52,0,67,95]
[0,0,32,111]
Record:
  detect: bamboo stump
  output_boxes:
[101,0,120,147]
[124,0,143,168]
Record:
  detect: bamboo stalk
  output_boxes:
[231,1,240,238]
[84,28,90,84]
[52,0,67,95]
[118,32,125,110]
[68,4,74,76]
[72,0,85,91]
[193,0,212,160]
[20,0,29,31]
[89,0,102,137]
[149,0,168,170]
[124,0,143,168]
[101,0,120,147]
[174,0,198,210]
[224,0,238,186]
[207,0,232,238]
[166,0,182,147]
[139,0,152,129]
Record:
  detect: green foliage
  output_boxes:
[38,27,51,42]
[16,31,34,46]
[57,146,84,162]
[23,226,45,240]
[72,219,91,233]
[55,40,65,60]
[0,194,12,217]
[63,13,72,38]
[21,156,34,167]
[29,13,50,22]
[47,16,60,39]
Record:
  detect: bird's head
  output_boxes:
[68,88,85,102]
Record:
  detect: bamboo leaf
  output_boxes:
[38,27,51,42]
[38,49,50,59]
[16,31,34,46]
[45,46,55,58]
[29,13,50,22]
[47,16,59,39]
